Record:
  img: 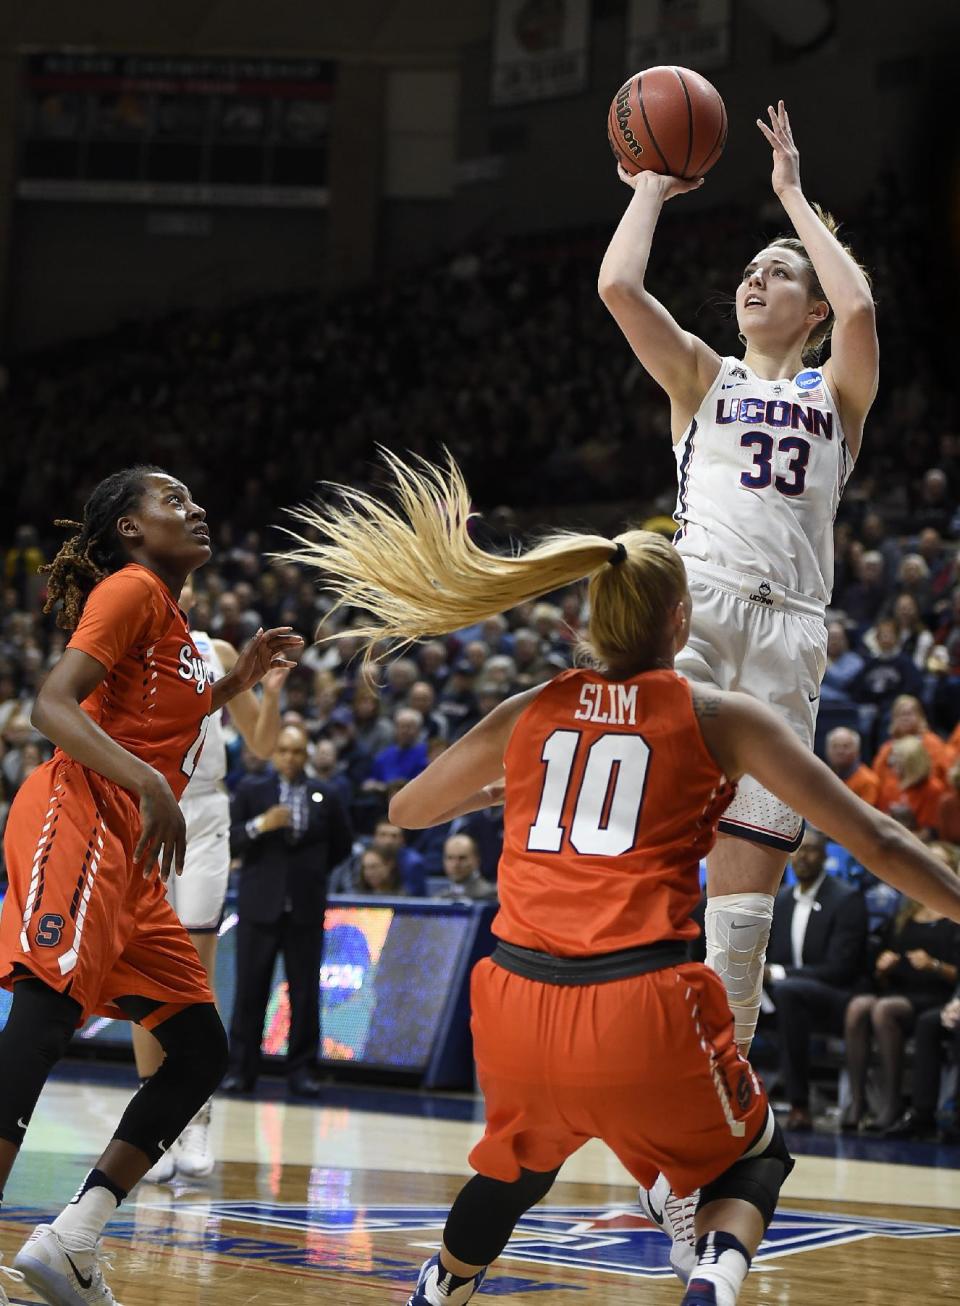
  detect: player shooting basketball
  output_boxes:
[598,100,878,1278]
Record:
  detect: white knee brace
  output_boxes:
[704,893,775,1050]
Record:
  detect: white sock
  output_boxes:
[51,1184,120,1251]
[690,1231,750,1306]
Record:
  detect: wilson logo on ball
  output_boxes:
[614,80,643,160]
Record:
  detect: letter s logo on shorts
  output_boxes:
[795,369,823,391]
[36,913,65,948]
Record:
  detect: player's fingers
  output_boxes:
[756,119,777,145]
[134,822,156,865]
[159,835,175,883]
[175,823,187,878]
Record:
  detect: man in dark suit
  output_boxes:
[225,724,353,1096]
[764,828,868,1130]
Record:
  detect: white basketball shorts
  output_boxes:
[676,560,828,852]
[166,788,231,932]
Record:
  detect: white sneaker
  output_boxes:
[0,1252,25,1304]
[141,1145,178,1185]
[176,1101,214,1179]
[13,1224,122,1305]
[638,1173,698,1285]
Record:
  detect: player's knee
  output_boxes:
[700,1118,794,1230]
[3,978,79,1066]
[154,1003,229,1094]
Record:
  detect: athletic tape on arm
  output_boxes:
[704,892,775,1049]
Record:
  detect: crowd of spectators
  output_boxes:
[1,179,958,1128]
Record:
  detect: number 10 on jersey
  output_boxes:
[527,729,651,856]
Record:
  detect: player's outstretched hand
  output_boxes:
[232,626,304,693]
[757,99,801,196]
[617,164,704,201]
[135,772,187,881]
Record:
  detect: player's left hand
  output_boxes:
[756,100,801,196]
[232,627,304,693]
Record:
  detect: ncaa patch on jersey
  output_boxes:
[795,369,823,391]
[163,1201,960,1282]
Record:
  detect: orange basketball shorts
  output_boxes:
[0,758,213,1026]
[469,957,768,1198]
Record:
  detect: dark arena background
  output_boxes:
[0,3,959,1305]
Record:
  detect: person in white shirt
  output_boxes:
[600,99,878,1272]
[763,829,869,1129]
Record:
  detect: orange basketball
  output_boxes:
[608,66,727,179]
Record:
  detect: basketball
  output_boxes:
[607,66,727,179]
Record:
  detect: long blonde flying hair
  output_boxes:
[279,449,686,673]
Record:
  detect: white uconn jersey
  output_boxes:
[184,629,227,792]
[673,358,853,603]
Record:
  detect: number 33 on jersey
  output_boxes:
[673,358,853,604]
[495,668,735,955]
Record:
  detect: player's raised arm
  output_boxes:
[698,689,960,921]
[759,101,878,455]
[598,169,721,438]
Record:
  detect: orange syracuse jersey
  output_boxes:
[496,668,734,955]
[64,563,213,800]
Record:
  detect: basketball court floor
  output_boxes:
[3,1067,958,1305]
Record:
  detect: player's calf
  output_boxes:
[704,892,775,1050]
[683,1115,794,1306]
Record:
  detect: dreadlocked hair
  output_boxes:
[41,465,165,630]
[278,448,687,674]
[769,203,873,364]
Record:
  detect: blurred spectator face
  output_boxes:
[408,681,436,715]
[826,622,849,658]
[360,849,395,892]
[918,528,943,561]
[394,708,423,748]
[561,593,582,625]
[273,726,309,781]
[443,834,479,883]
[484,656,516,686]
[481,616,507,647]
[312,739,338,774]
[826,727,860,771]
[875,619,899,654]
[418,642,447,677]
[476,682,506,717]
[192,595,212,630]
[861,512,885,544]
[218,593,240,623]
[284,678,311,713]
[899,554,929,587]
[353,691,380,723]
[532,604,561,638]
[922,468,948,504]
[891,696,925,737]
[373,821,404,856]
[513,629,539,666]
[387,659,418,697]
[464,641,489,671]
[792,829,826,885]
[893,594,921,629]
[858,552,884,585]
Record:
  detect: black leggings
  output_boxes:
[443,1168,559,1267]
[0,978,228,1162]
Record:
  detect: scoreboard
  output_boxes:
[18,53,336,207]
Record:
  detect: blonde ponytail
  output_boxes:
[279,449,686,672]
